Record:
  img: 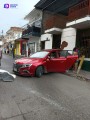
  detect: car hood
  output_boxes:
[15,57,43,64]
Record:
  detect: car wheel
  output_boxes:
[35,66,43,77]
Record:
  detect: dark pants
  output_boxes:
[13,53,15,58]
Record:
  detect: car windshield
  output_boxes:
[30,51,49,58]
[60,50,73,57]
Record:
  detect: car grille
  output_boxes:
[13,63,22,69]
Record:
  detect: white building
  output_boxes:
[23,8,42,55]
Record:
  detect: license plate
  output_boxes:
[14,67,17,71]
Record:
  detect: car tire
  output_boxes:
[35,66,43,77]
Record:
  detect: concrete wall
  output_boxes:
[41,34,53,49]
[0,41,3,46]
[25,9,42,24]
[61,27,76,50]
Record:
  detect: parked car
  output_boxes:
[13,49,78,77]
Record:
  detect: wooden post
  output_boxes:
[77,55,85,74]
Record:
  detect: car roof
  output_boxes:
[43,49,61,52]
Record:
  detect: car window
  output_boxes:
[60,50,68,57]
[60,50,73,57]
[30,51,49,58]
[68,50,73,55]
[50,52,57,58]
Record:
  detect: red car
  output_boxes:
[13,49,78,77]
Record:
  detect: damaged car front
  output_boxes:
[13,59,34,76]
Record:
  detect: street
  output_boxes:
[0,54,90,120]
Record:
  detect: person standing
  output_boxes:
[28,48,31,57]
[73,47,79,55]
[12,47,15,58]
[73,47,80,71]
[0,47,2,66]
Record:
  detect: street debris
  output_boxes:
[65,70,90,81]
[0,69,16,82]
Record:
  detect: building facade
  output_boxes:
[5,27,23,55]
[35,4,76,50]
[41,11,68,50]
[35,0,90,71]
[66,0,90,71]
[23,8,42,56]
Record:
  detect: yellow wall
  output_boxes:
[15,41,21,55]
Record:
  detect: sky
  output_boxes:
[0,0,39,35]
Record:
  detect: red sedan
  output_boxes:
[13,49,78,77]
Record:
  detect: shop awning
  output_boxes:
[66,16,90,29]
[45,27,62,34]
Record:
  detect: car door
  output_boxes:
[66,55,78,70]
[46,51,66,72]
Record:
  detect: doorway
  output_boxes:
[41,41,45,50]
[22,42,26,55]
[52,34,61,49]
[28,42,35,54]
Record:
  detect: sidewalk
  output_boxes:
[3,53,25,59]
[65,70,90,81]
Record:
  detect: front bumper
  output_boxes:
[13,63,34,76]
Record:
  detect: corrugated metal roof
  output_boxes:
[35,0,84,15]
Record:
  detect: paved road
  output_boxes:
[0,54,90,120]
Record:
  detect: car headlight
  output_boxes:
[21,64,32,68]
